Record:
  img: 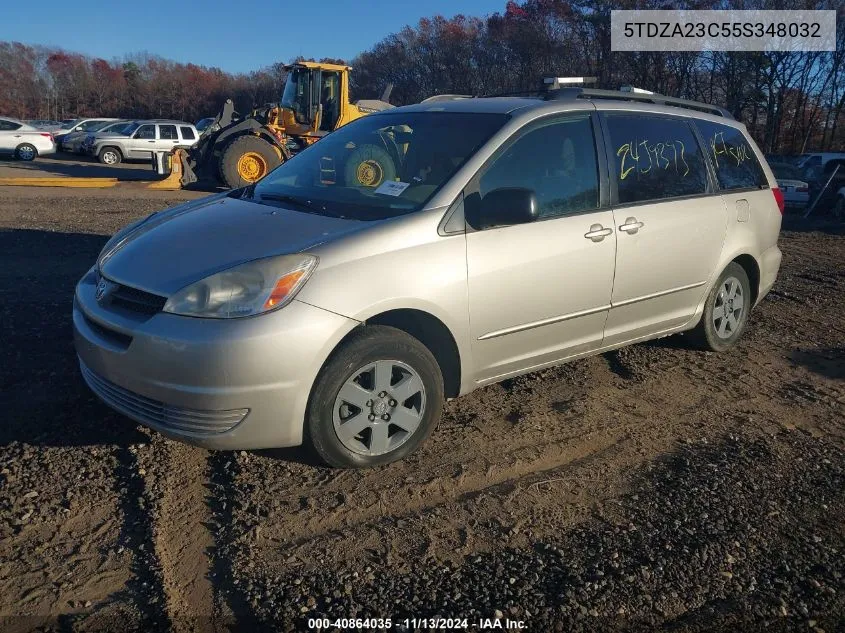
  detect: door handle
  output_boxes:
[619,217,644,234]
[584,224,613,242]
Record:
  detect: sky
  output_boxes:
[2,0,506,73]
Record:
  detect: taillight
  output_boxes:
[40,133,53,141]
[772,187,785,215]
[796,185,808,193]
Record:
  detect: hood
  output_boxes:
[100,194,368,296]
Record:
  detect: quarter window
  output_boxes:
[179,126,196,140]
[479,113,599,219]
[604,114,708,204]
[159,125,178,140]
[694,120,765,191]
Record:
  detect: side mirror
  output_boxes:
[478,187,539,229]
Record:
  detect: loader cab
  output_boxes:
[280,62,354,137]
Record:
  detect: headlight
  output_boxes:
[163,254,317,319]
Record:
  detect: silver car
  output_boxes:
[92,120,200,164]
[74,89,783,468]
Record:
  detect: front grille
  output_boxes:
[80,361,248,435]
[109,284,167,315]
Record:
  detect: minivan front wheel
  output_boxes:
[306,326,444,468]
[690,262,751,352]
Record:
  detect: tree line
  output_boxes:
[352,0,845,155]
[2,0,844,154]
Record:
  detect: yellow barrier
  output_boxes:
[0,177,119,188]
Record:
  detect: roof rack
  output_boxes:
[544,86,733,119]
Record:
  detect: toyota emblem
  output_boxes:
[95,278,111,302]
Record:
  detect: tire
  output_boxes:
[343,144,396,189]
[15,144,37,161]
[689,262,752,352]
[219,135,281,189]
[834,196,845,221]
[306,326,444,468]
[98,146,122,165]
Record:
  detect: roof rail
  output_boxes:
[545,86,733,119]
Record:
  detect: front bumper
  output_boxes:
[73,270,358,449]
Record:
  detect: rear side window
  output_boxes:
[179,126,195,140]
[479,113,599,218]
[0,120,22,131]
[136,124,156,139]
[604,114,708,204]
[694,120,766,191]
[159,125,178,140]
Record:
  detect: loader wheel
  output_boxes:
[344,145,396,189]
[220,136,281,188]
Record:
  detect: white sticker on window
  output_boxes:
[374,181,410,196]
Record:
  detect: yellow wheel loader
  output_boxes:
[181,61,394,189]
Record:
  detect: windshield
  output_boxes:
[60,120,79,130]
[281,67,311,124]
[253,111,508,220]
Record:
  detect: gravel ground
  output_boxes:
[0,187,843,633]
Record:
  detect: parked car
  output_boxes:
[54,118,120,148]
[0,117,56,160]
[797,152,845,181]
[92,120,200,165]
[74,90,783,468]
[196,117,215,133]
[770,162,809,211]
[807,159,845,216]
[74,120,132,156]
[62,120,129,154]
[26,119,63,131]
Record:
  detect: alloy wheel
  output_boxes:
[332,360,426,456]
[712,276,744,340]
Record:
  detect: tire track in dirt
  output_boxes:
[136,438,222,633]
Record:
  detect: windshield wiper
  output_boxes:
[256,193,346,218]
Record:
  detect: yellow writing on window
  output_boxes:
[710,132,753,168]
[617,139,690,180]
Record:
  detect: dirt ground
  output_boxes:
[0,183,842,633]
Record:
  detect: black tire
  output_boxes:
[343,144,396,189]
[98,146,122,165]
[834,196,845,221]
[306,325,444,468]
[219,135,281,189]
[15,143,37,161]
[689,262,752,352]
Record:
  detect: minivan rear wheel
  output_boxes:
[306,326,444,468]
[690,262,751,352]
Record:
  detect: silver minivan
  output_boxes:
[92,120,199,164]
[74,88,783,468]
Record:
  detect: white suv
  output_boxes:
[92,120,200,165]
